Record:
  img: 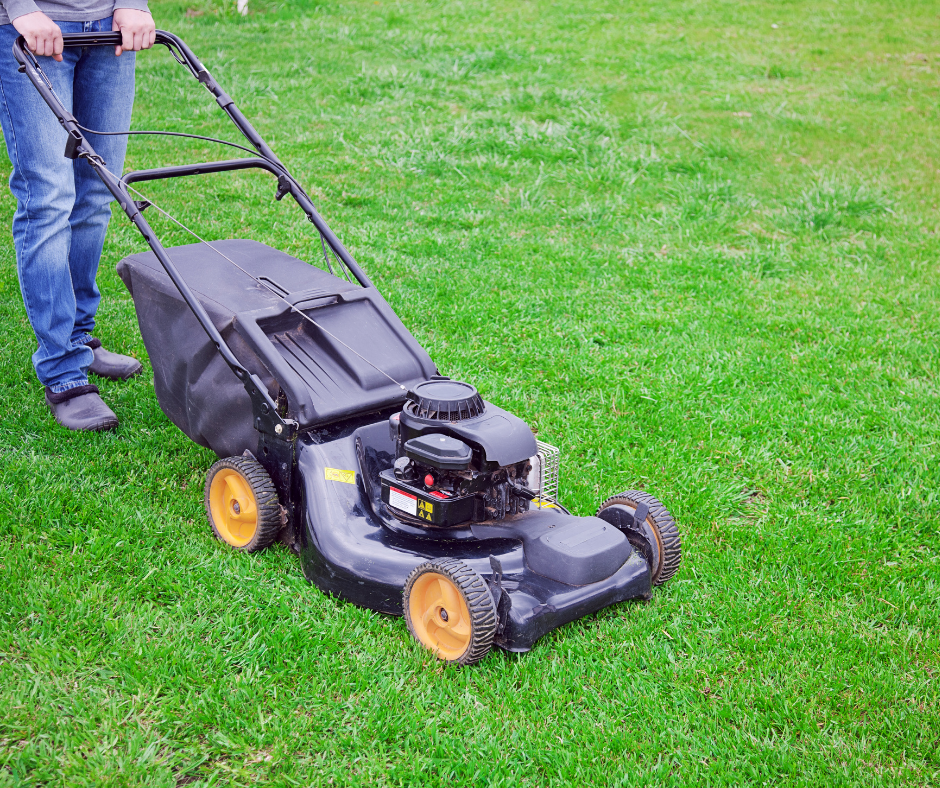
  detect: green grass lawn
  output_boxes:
[1,0,939,784]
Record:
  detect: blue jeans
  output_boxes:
[0,18,135,393]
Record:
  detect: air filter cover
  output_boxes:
[404,433,473,470]
[406,379,485,422]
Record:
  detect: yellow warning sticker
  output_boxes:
[416,500,434,521]
[324,467,356,484]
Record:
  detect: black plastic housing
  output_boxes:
[399,400,537,468]
[301,420,652,652]
[403,433,472,470]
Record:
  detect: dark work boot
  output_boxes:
[45,385,119,432]
[84,337,143,381]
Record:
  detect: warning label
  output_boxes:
[324,467,356,485]
[417,499,434,522]
[389,487,418,516]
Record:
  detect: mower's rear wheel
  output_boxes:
[403,558,496,665]
[596,490,681,586]
[205,456,281,552]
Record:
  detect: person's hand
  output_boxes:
[112,8,156,56]
[12,11,63,62]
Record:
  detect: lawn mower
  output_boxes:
[15,31,682,663]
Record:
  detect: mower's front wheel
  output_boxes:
[403,559,496,665]
[204,456,281,552]
[596,490,681,586]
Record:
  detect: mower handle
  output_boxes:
[11,31,372,293]
[20,30,205,78]
[11,29,376,440]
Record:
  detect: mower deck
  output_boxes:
[292,420,652,653]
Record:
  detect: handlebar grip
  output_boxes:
[13,30,203,75]
[57,31,183,48]
[60,32,124,47]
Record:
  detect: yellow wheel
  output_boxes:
[204,456,281,552]
[403,558,496,665]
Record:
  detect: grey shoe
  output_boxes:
[45,385,119,432]
[85,338,143,381]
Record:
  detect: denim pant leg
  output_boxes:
[0,20,135,393]
[0,23,83,391]
[69,19,135,344]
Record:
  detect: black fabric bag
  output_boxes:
[117,240,436,457]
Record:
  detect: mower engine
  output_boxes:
[380,379,548,527]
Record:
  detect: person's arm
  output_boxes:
[112,4,155,56]
[9,10,63,62]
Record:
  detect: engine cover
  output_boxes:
[404,433,472,470]
[399,400,537,468]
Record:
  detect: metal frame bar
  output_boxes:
[122,157,282,185]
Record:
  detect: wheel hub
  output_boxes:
[406,571,472,660]
[208,467,259,547]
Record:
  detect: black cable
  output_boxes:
[329,240,354,284]
[319,233,337,277]
[77,123,358,282]
[74,124,261,158]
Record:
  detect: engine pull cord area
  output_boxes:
[122,179,407,392]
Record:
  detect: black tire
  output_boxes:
[403,558,496,665]
[204,456,281,552]
[596,490,681,585]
